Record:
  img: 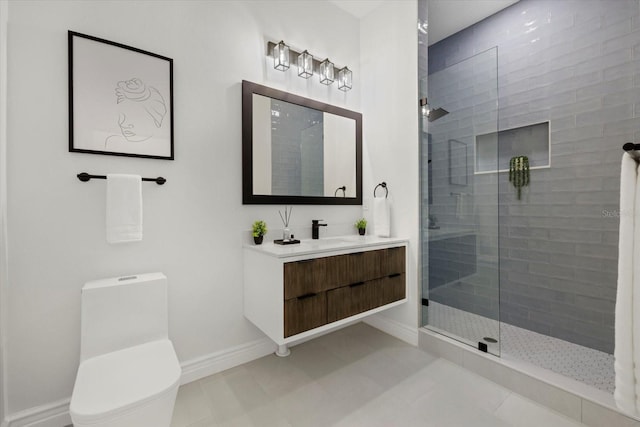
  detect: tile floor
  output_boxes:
[170,322,587,427]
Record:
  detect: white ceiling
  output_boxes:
[328,0,386,19]
[330,0,519,45]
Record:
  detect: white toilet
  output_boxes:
[70,272,181,427]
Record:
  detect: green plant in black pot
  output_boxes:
[252,220,267,244]
[509,156,530,200]
[355,218,367,236]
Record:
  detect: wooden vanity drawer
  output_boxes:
[384,246,406,275]
[321,250,391,288]
[284,258,328,299]
[284,292,327,337]
[346,250,384,283]
[321,252,382,288]
[327,273,406,322]
[378,273,406,305]
[327,282,371,322]
[337,246,405,286]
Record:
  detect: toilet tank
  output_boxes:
[80,272,168,362]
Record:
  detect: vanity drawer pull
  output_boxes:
[349,282,366,288]
[297,292,317,300]
[388,273,402,278]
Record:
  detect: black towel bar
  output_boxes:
[623,142,640,152]
[77,172,166,185]
[623,143,640,162]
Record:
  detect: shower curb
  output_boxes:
[419,328,640,427]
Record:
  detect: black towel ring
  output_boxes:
[374,182,388,198]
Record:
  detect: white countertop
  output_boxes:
[244,235,408,258]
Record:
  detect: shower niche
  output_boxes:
[475,121,550,174]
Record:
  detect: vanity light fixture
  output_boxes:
[273,40,290,71]
[319,58,335,85]
[338,66,352,91]
[266,41,352,90]
[298,50,313,78]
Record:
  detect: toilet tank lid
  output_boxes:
[70,339,181,422]
[82,272,166,291]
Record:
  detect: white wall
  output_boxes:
[4,0,362,417]
[360,1,420,339]
[0,0,8,424]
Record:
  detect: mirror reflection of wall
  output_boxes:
[251,93,356,198]
[300,121,323,197]
[323,113,355,197]
[271,99,323,196]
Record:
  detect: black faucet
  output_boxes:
[312,220,327,239]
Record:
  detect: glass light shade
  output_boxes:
[319,58,335,85]
[297,50,314,78]
[338,66,352,91]
[273,41,290,71]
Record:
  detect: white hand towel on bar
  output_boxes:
[373,196,390,237]
[615,152,639,415]
[106,174,142,244]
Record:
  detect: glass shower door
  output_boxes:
[421,47,500,356]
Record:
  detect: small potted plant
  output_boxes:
[355,218,367,236]
[252,220,267,245]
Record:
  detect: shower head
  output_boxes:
[428,107,449,122]
[419,98,449,122]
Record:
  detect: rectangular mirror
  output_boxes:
[448,139,468,186]
[242,80,362,205]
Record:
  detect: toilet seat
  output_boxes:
[70,339,181,425]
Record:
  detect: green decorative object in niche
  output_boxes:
[509,156,529,200]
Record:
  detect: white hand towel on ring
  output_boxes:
[373,196,391,237]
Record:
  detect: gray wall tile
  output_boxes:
[425,0,638,354]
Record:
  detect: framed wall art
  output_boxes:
[68,31,174,160]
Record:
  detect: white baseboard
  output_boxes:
[364,313,419,346]
[4,398,71,427]
[179,337,276,384]
[4,337,276,427]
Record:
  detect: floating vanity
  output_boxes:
[243,236,408,355]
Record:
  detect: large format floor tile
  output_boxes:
[171,322,586,427]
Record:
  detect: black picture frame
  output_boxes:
[68,31,174,160]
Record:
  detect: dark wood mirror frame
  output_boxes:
[242,80,362,205]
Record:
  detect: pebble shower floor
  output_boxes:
[428,301,614,393]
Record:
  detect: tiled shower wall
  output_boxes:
[271,100,324,196]
[428,0,640,353]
